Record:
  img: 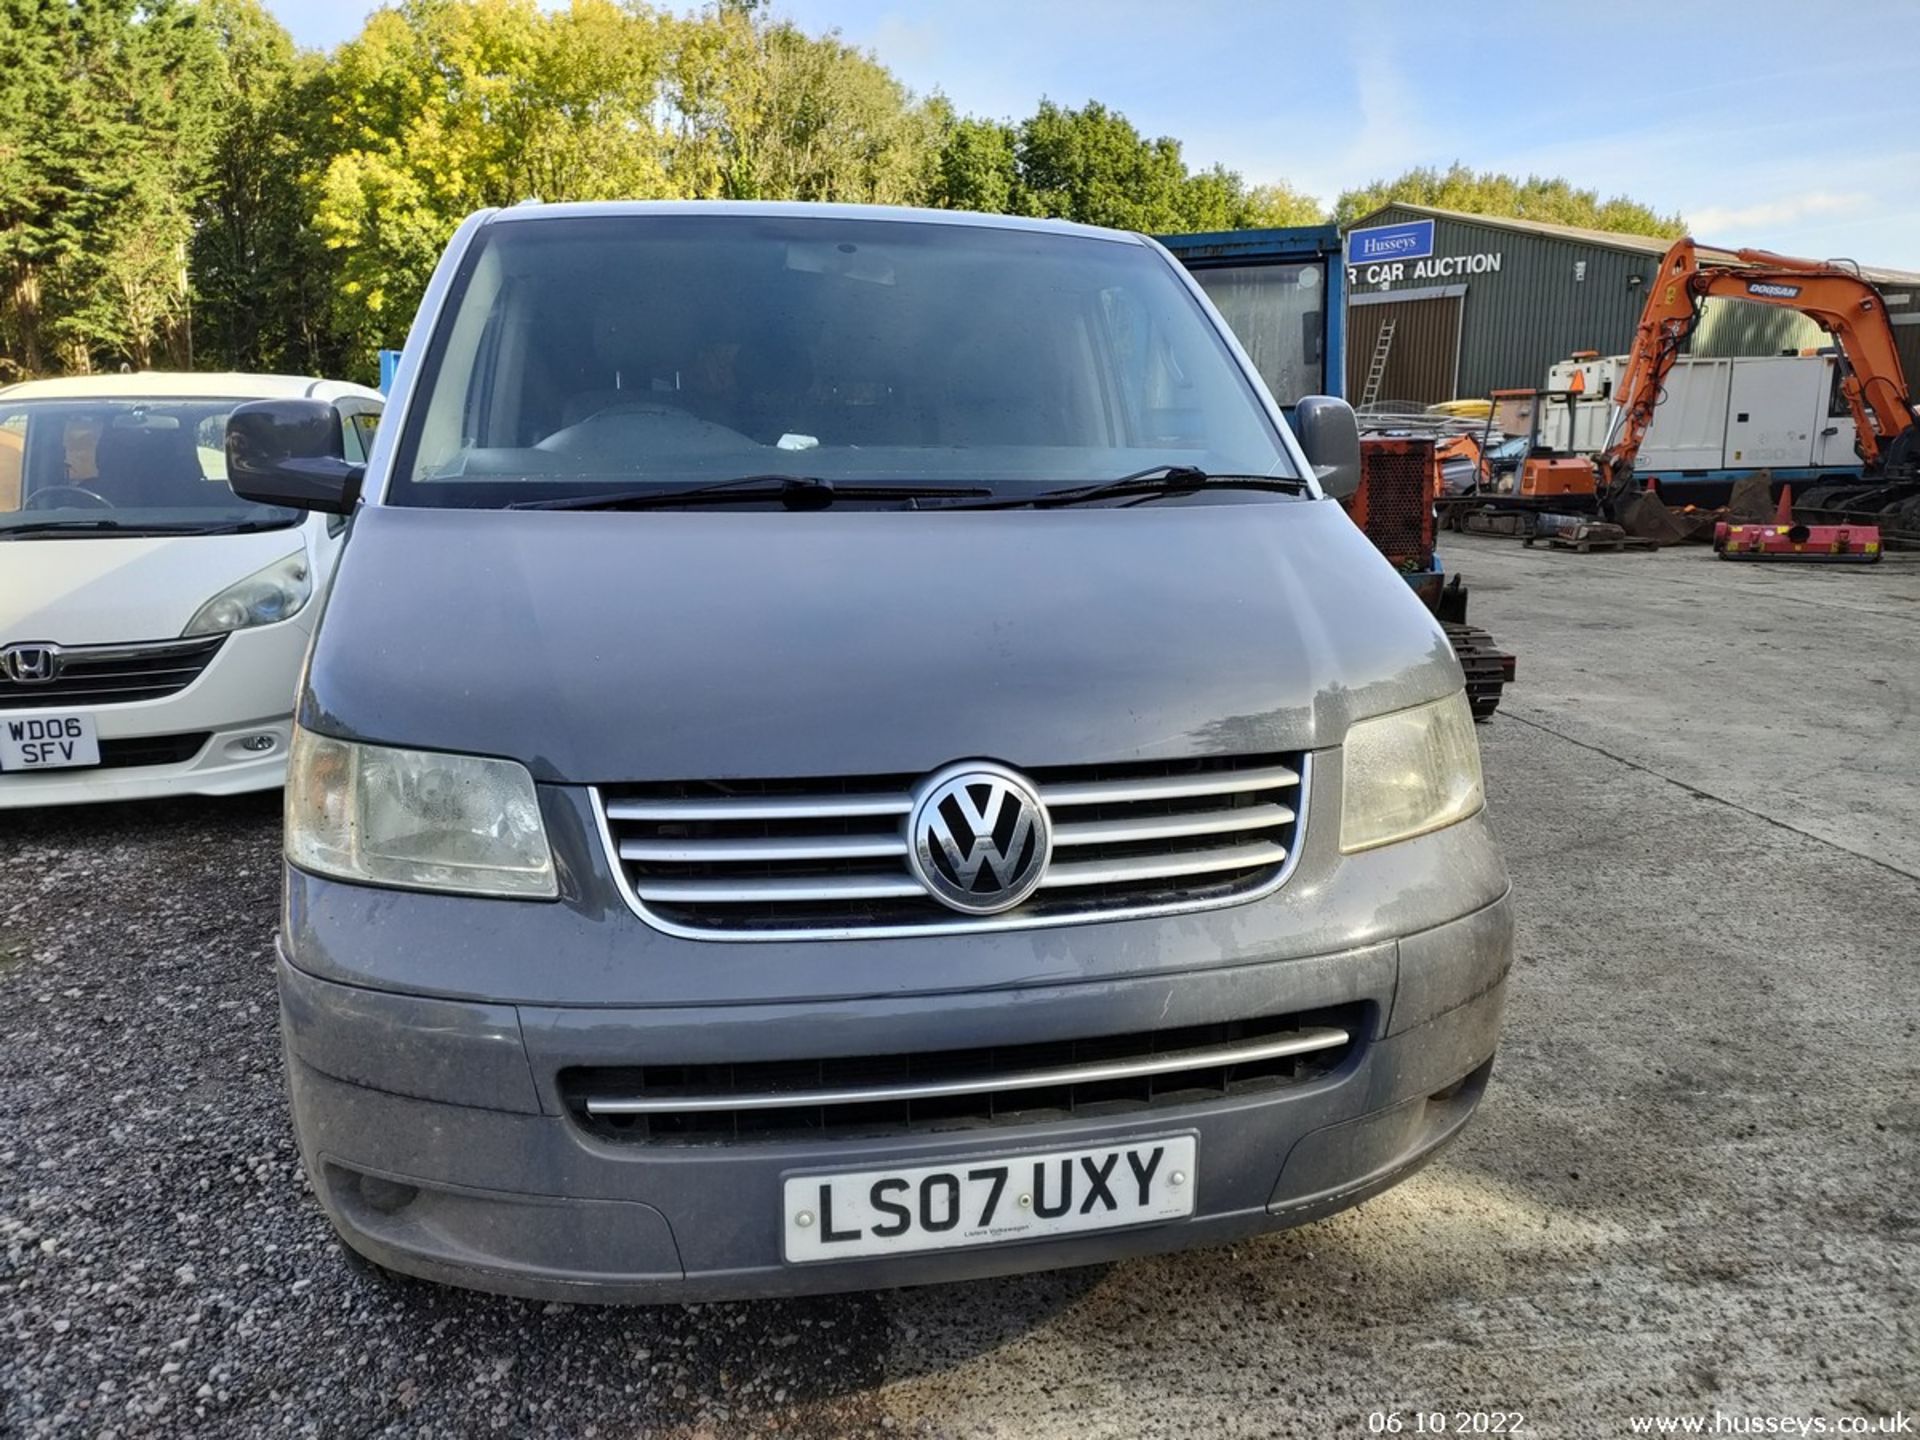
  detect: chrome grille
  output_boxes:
[562,1006,1359,1145]
[0,636,227,709]
[597,752,1308,939]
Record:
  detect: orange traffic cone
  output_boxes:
[1774,484,1794,525]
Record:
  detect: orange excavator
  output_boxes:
[1597,238,1919,530]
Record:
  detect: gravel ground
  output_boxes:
[0,798,889,1439]
[3,544,1916,1438]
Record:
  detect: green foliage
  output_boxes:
[191,0,341,376]
[926,114,1016,214]
[312,0,675,371]
[1238,181,1326,230]
[667,8,934,204]
[924,100,1327,235]
[1013,100,1197,231]
[0,0,226,374]
[1334,163,1683,238]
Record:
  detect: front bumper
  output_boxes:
[0,619,311,808]
[279,890,1512,1303]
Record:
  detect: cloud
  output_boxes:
[1688,191,1873,232]
[868,14,942,72]
[1344,53,1433,177]
[1260,48,1442,206]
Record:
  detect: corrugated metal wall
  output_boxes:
[1349,207,1920,402]
[1692,291,1920,368]
[1898,321,1920,388]
[1346,295,1462,405]
[1353,207,1655,399]
[1691,299,1825,357]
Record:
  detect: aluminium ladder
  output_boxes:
[1359,316,1397,409]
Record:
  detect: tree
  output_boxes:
[1237,181,1325,230]
[1177,168,1326,232]
[190,0,343,375]
[1012,100,1196,232]
[665,8,938,204]
[1333,163,1682,237]
[314,0,678,370]
[927,112,1017,214]
[968,100,1323,235]
[0,0,70,376]
[0,0,226,374]
[1178,164,1250,233]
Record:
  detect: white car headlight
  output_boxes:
[1340,691,1485,854]
[183,551,313,636]
[286,727,557,899]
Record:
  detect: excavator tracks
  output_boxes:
[1444,622,1514,722]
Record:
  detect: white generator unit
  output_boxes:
[1539,352,1860,476]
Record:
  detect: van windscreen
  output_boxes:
[388,213,1294,506]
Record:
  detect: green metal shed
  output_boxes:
[1342,203,1920,406]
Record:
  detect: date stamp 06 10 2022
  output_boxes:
[1367,1414,1526,1436]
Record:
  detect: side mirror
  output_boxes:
[1293,395,1361,501]
[226,399,365,515]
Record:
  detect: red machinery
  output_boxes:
[1714,522,1884,562]
[1712,490,1882,563]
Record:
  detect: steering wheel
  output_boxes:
[28,484,115,510]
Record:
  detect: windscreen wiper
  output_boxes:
[923,465,1311,511]
[0,518,128,538]
[507,475,991,512]
[0,518,286,539]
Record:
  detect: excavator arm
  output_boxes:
[1598,238,1917,494]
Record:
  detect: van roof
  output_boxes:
[482,199,1148,246]
[0,372,383,404]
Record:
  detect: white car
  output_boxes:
[0,372,382,807]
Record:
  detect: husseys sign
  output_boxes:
[1348,218,1434,263]
[1345,218,1502,287]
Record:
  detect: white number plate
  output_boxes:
[783,1135,1196,1263]
[0,714,100,770]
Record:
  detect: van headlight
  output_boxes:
[1339,691,1485,853]
[183,551,312,635]
[285,727,558,899]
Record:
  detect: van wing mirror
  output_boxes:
[1293,396,1361,501]
[226,399,365,515]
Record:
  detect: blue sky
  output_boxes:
[268,0,1920,269]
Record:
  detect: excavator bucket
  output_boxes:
[1615,490,1713,545]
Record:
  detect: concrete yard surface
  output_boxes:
[1450,533,1920,880]
[2,538,1916,1438]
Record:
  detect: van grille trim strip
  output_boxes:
[603,794,912,822]
[582,1025,1351,1115]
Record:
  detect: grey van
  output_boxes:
[227,202,1511,1302]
